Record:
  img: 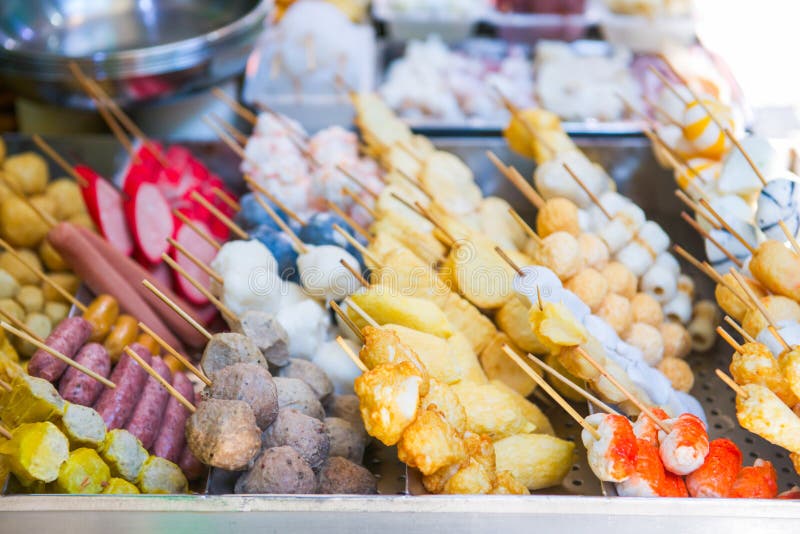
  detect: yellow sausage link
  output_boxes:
[135,333,161,357]
[83,294,119,342]
[103,314,139,363]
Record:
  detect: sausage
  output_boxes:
[47,223,185,352]
[151,372,194,463]
[28,317,93,382]
[125,356,172,449]
[84,294,120,342]
[77,226,208,349]
[178,444,206,482]
[93,342,152,429]
[58,342,111,406]
[103,314,139,363]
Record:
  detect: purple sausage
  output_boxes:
[124,356,171,449]
[93,342,152,429]
[58,343,111,406]
[178,444,206,482]
[151,372,194,462]
[28,317,93,382]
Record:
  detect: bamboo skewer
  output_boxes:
[345,298,380,328]
[647,66,689,105]
[0,172,58,228]
[729,268,790,350]
[674,190,720,230]
[717,326,744,354]
[208,113,248,147]
[508,208,542,245]
[0,308,43,342]
[563,164,612,220]
[494,246,524,276]
[0,423,11,440]
[716,369,748,397]
[142,280,212,340]
[137,322,210,386]
[486,150,544,209]
[575,346,670,432]
[395,169,432,200]
[211,87,258,124]
[1,321,115,388]
[333,224,383,268]
[643,94,682,128]
[211,187,241,212]
[173,210,221,251]
[244,175,306,226]
[342,187,377,219]
[680,212,743,268]
[251,194,308,254]
[336,165,380,199]
[779,221,800,255]
[330,301,363,342]
[525,353,618,415]
[190,192,249,240]
[724,315,756,344]
[204,116,248,161]
[674,245,751,310]
[340,259,370,288]
[161,254,236,323]
[698,198,756,255]
[327,200,370,240]
[335,335,367,373]
[31,134,89,187]
[502,345,601,440]
[123,346,195,412]
[0,238,86,312]
[167,237,223,285]
[0,378,11,392]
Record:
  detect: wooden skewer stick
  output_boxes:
[642,129,705,192]
[0,172,58,228]
[208,112,248,147]
[0,308,43,342]
[723,129,768,187]
[123,346,195,412]
[173,210,221,251]
[395,141,423,164]
[142,280,212,340]
[525,353,618,415]
[340,259,370,288]
[203,116,248,161]
[333,224,383,269]
[211,187,241,212]
[161,254,236,323]
[336,164,379,199]
[389,192,425,219]
[730,268,789,350]
[502,345,601,440]
[345,298,380,329]
[716,369,748,398]
[647,66,689,105]
[0,377,11,392]
[674,190,720,230]
[536,286,545,312]
[575,346,670,433]
[251,194,308,254]
[642,94,682,128]
[137,322,210,386]
[0,238,86,312]
[190,191,249,240]
[31,134,89,187]
[486,151,544,209]
[673,243,723,284]
[327,200,370,241]
[698,198,756,255]
[394,169,432,200]
[724,315,756,344]
[167,237,223,285]
[254,102,309,144]
[1,321,115,388]
[779,221,800,255]
[335,335,367,373]
[330,301,364,342]
[717,326,744,354]
[495,246,524,276]
[507,208,542,245]
[342,187,377,219]
[244,175,305,226]
[492,86,557,157]
[0,423,11,440]
[563,164,612,220]
[211,87,257,124]
[414,202,456,246]
[680,212,743,268]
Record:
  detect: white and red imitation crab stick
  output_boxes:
[631,407,670,447]
[658,413,710,475]
[685,438,742,498]
[616,438,666,497]
[581,413,638,483]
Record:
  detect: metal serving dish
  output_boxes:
[0,134,799,533]
[0,0,270,106]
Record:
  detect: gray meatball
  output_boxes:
[316,457,377,494]
[203,363,279,430]
[233,311,290,367]
[185,399,261,471]
[325,394,366,438]
[277,358,334,402]
[201,333,266,375]
[274,377,325,420]
[262,409,330,469]
[235,446,316,494]
[324,417,366,464]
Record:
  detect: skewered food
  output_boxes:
[235,446,317,495]
[581,413,637,483]
[185,398,261,471]
[324,417,366,464]
[658,413,709,475]
[53,447,110,494]
[204,362,279,430]
[274,377,326,420]
[262,408,330,469]
[0,421,69,487]
[316,456,378,494]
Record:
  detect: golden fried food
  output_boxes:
[565,268,608,312]
[491,379,555,436]
[53,448,110,494]
[491,470,531,494]
[623,322,664,366]
[736,383,800,454]
[371,213,445,266]
[494,433,574,490]
[448,237,515,310]
[660,321,692,360]
[529,301,588,352]
[536,197,580,238]
[479,196,528,250]
[439,292,496,354]
[715,273,762,323]
[495,296,548,354]
[531,231,582,281]
[479,332,538,397]
[779,348,800,401]
[503,108,575,163]
[420,378,467,433]
[0,375,65,428]
[347,285,453,338]
[358,326,429,384]
[742,295,800,337]
[577,233,610,270]
[450,383,535,439]
[447,331,487,384]
[601,261,638,299]
[557,336,604,383]
[0,421,69,487]
[443,457,493,494]
[397,408,466,476]
[657,357,695,392]
[596,293,633,336]
[421,463,460,494]
[630,292,663,327]
[385,324,462,385]
[545,351,586,403]
[354,361,424,446]
[731,342,798,406]
[749,240,800,302]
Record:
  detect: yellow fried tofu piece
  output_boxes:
[439,292,496,354]
[494,433,574,490]
[0,375,65,428]
[736,383,800,454]
[492,470,531,494]
[371,212,445,266]
[102,477,140,494]
[358,326,428,374]
[529,301,588,352]
[347,285,453,339]
[137,456,188,494]
[398,408,466,476]
[53,448,110,494]
[479,332,538,397]
[420,378,467,434]
[354,361,424,446]
[451,383,535,440]
[353,93,413,151]
[779,348,800,401]
[545,351,587,403]
[57,403,107,449]
[98,429,148,483]
[448,237,515,310]
[443,457,493,494]
[503,107,576,163]
[495,296,549,354]
[447,331,487,384]
[0,421,69,486]
[732,342,798,406]
[385,324,462,385]
[490,380,555,436]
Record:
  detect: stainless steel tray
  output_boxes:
[1,134,798,532]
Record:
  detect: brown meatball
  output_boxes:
[278,358,334,402]
[203,363,279,430]
[324,417,366,464]
[235,446,316,494]
[274,377,325,420]
[200,333,266,376]
[262,409,330,469]
[317,456,378,494]
[325,394,366,438]
[233,311,290,367]
[185,399,261,471]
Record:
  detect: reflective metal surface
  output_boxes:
[0,0,270,106]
